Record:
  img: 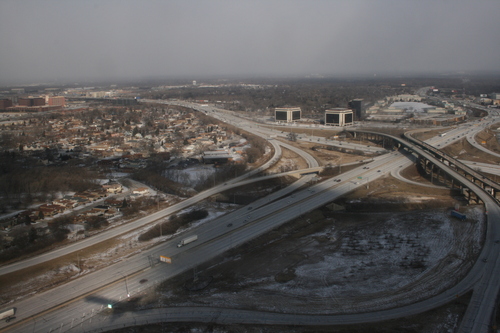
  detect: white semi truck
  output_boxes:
[177,235,198,248]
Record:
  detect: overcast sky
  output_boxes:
[1,0,499,84]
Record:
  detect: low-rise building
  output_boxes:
[324,108,354,127]
[102,183,123,193]
[275,107,301,123]
[133,187,149,195]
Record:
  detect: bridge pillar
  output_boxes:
[437,169,444,186]
[429,163,436,184]
[449,174,456,188]
[463,188,481,204]
[463,188,472,204]
[442,171,452,188]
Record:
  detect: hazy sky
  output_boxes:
[1,0,499,84]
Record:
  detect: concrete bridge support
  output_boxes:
[462,188,482,204]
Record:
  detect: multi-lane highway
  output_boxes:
[12,135,496,333]
[2,96,500,332]
[0,135,286,276]
[2,149,409,333]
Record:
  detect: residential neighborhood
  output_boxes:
[0,100,256,252]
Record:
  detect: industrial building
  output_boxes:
[275,107,301,123]
[325,108,354,127]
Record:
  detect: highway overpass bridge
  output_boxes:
[404,132,500,204]
[349,130,500,204]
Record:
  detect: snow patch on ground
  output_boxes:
[160,208,484,318]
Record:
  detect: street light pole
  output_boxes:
[77,251,81,272]
[120,272,130,298]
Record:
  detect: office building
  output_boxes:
[47,96,65,107]
[18,97,45,107]
[0,99,13,110]
[275,107,301,123]
[348,99,363,120]
[325,108,354,127]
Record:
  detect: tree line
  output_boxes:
[0,152,100,212]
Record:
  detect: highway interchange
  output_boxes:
[1,97,500,332]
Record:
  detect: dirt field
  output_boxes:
[411,123,500,165]
[266,146,310,172]
[275,137,376,167]
[442,135,500,165]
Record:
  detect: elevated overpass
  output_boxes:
[404,132,500,203]
[349,130,500,204]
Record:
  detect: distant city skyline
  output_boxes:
[1,0,499,85]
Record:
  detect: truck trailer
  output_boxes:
[0,307,15,321]
[451,210,466,220]
[177,235,198,248]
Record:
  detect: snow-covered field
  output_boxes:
[157,206,484,319]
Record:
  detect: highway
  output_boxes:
[2,150,409,333]
[2,97,500,332]
[0,134,287,276]
[77,131,500,333]
[152,100,500,332]
[145,98,388,155]
[0,104,324,331]
[8,137,496,333]
[0,97,400,331]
